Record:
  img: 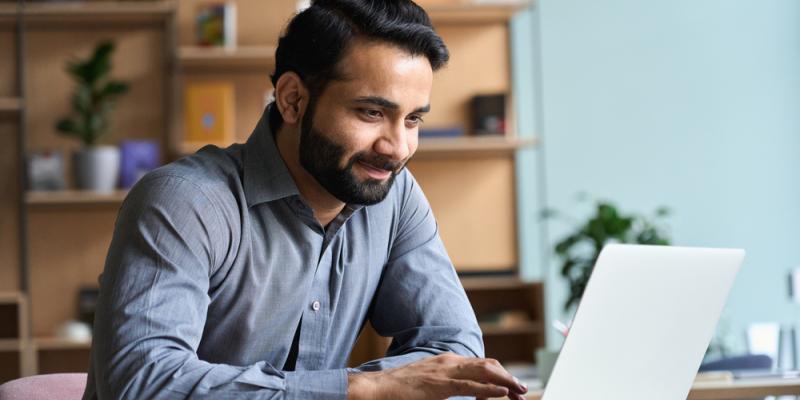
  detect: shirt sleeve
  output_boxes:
[86,174,348,400]
[349,172,484,373]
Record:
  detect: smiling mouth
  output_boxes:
[357,160,392,180]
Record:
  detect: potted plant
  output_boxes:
[56,41,129,192]
[545,197,672,312]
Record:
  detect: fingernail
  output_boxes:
[516,377,527,391]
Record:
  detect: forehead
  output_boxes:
[323,39,433,106]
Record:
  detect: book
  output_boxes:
[119,140,160,189]
[184,82,236,147]
[195,2,237,48]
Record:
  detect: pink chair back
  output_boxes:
[0,373,87,400]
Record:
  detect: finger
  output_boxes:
[508,392,528,400]
[453,359,527,394]
[447,379,509,398]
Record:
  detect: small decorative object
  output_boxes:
[471,93,506,135]
[747,322,780,368]
[543,195,671,311]
[184,82,235,147]
[56,40,129,192]
[119,140,161,189]
[195,2,237,47]
[420,126,465,138]
[55,319,92,343]
[27,150,66,191]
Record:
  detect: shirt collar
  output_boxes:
[242,112,300,207]
[242,109,367,214]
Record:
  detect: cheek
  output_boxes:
[406,129,419,155]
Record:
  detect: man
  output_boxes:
[83,1,528,399]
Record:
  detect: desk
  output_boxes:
[522,377,800,399]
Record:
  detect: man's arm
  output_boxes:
[346,173,528,400]
[88,174,347,399]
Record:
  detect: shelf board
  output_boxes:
[0,339,24,352]
[0,291,23,305]
[480,321,542,336]
[415,136,537,157]
[33,337,91,351]
[460,276,532,291]
[426,1,532,25]
[0,97,22,115]
[25,190,128,207]
[178,45,277,71]
[0,1,175,27]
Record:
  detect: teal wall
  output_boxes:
[512,0,800,350]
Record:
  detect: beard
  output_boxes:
[298,102,408,206]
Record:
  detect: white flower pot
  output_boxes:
[73,145,120,192]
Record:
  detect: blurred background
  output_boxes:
[0,0,798,393]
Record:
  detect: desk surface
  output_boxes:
[522,377,800,399]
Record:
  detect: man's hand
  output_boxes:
[348,353,528,400]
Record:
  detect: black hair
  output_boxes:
[268,0,449,130]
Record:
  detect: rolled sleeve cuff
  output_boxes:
[285,368,348,400]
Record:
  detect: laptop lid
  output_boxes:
[542,244,744,400]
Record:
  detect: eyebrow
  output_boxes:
[353,96,431,114]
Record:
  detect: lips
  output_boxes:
[358,160,392,180]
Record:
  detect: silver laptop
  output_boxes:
[542,244,744,400]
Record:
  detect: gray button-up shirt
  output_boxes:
[83,113,483,399]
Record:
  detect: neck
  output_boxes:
[275,123,345,227]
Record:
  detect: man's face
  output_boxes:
[298,40,433,205]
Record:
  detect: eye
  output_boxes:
[406,114,425,127]
[359,108,383,120]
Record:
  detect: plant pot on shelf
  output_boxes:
[73,145,120,192]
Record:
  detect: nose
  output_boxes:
[374,119,411,162]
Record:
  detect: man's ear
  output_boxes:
[274,72,310,125]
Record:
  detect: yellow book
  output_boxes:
[184,82,235,146]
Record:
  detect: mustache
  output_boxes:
[351,152,408,174]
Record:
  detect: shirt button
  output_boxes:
[311,300,321,311]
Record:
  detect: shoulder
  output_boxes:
[123,146,244,228]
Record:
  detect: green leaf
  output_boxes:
[55,119,78,134]
[555,234,582,255]
[101,81,129,97]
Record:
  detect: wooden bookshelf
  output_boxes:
[0,1,175,27]
[426,1,532,25]
[25,190,128,207]
[0,0,543,377]
[178,46,277,70]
